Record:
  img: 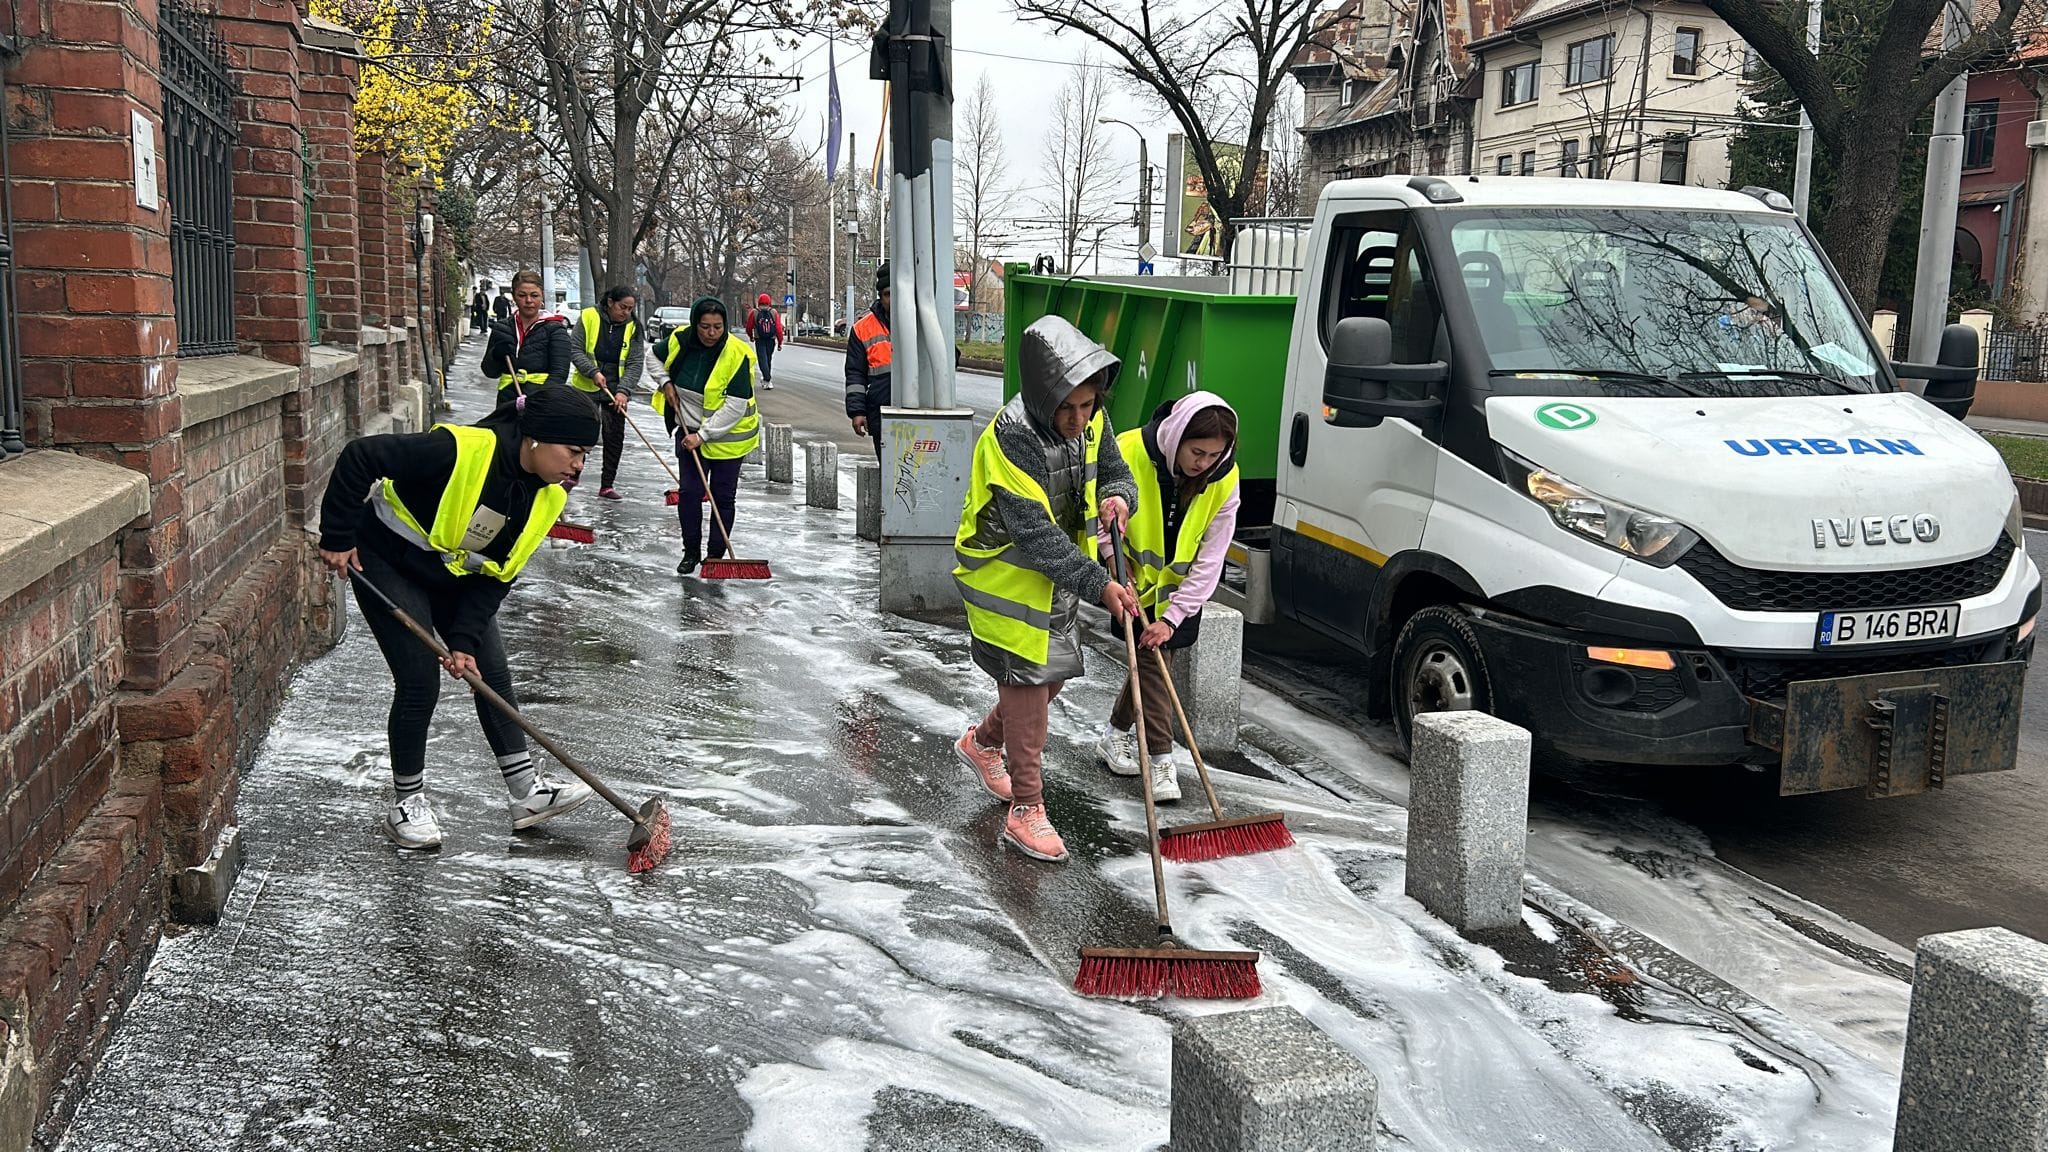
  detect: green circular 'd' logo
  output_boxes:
[1536,403,1598,431]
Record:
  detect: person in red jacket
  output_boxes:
[748,293,785,390]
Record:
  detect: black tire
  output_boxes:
[1390,604,1494,752]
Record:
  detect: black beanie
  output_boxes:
[875,262,890,292]
[515,385,601,445]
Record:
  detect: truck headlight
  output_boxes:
[2008,491,2025,544]
[1501,448,1699,566]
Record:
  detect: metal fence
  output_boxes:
[0,43,24,460]
[161,0,238,357]
[1985,330,2048,382]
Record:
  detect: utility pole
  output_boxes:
[828,171,837,331]
[539,192,556,308]
[1100,118,1151,267]
[846,133,858,329]
[1909,0,1969,367]
[1791,0,1823,219]
[786,203,796,322]
[872,0,967,613]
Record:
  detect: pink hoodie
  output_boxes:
[1103,390,1241,627]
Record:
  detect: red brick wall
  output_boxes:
[183,401,287,620]
[303,49,359,346]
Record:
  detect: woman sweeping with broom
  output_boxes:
[316,385,602,850]
[481,270,572,411]
[952,316,1139,863]
[1094,392,1240,804]
[655,297,761,576]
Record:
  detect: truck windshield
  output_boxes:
[1445,208,1882,396]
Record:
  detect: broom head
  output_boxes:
[626,797,672,874]
[1074,946,1261,1000]
[1160,812,1294,863]
[698,557,772,580]
[547,521,596,544]
[664,489,680,506]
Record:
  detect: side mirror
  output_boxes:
[1322,316,1449,428]
[1893,322,1979,420]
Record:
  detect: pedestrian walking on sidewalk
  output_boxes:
[470,281,490,334]
[845,264,892,457]
[656,297,761,575]
[481,270,571,411]
[1094,392,1240,804]
[749,293,785,390]
[569,285,643,500]
[315,385,604,851]
[953,315,1140,863]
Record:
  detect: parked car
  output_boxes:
[796,322,829,338]
[647,306,691,345]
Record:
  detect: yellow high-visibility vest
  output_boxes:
[659,333,760,459]
[370,424,566,582]
[952,409,1105,664]
[1116,426,1237,618]
[570,307,637,393]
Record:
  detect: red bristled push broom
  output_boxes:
[1075,525,1260,1000]
[1148,638,1292,862]
[348,570,673,873]
[622,406,770,579]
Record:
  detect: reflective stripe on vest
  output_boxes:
[952,409,1104,665]
[370,424,568,582]
[570,307,636,393]
[1116,427,1237,616]
[499,370,549,392]
[854,312,892,378]
[661,335,760,459]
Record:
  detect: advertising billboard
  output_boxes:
[1163,138,1270,262]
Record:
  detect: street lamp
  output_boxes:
[1098,117,1153,261]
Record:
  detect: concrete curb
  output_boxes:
[1172,1007,1378,1151]
[1893,927,2048,1150]
[1404,711,1531,933]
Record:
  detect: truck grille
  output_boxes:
[1676,535,2016,613]
[1724,636,2008,701]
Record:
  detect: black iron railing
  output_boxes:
[160,0,237,357]
[1985,329,2048,382]
[0,39,25,460]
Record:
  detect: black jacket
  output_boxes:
[481,314,572,392]
[492,295,512,320]
[318,425,549,655]
[844,300,891,418]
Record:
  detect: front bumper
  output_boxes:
[1465,606,2034,792]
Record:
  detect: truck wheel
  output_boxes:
[1392,605,1493,751]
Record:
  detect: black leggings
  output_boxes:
[353,549,527,786]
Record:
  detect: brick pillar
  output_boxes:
[216,0,308,366]
[387,159,413,383]
[7,0,190,696]
[303,46,359,349]
[355,153,391,410]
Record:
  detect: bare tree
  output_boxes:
[1041,59,1118,274]
[956,74,1015,312]
[1263,79,1304,217]
[1707,0,2042,309]
[1013,0,1339,260]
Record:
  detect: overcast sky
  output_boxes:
[772,9,1178,270]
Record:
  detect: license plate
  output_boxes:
[1815,604,1961,648]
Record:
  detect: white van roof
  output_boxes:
[1321,176,1788,216]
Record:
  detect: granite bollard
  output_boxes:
[1404,710,1531,932]
[854,457,881,541]
[1172,1007,1378,1152]
[1166,603,1243,751]
[765,422,793,484]
[804,441,839,509]
[1893,926,2048,1151]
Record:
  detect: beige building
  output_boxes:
[1468,0,1748,188]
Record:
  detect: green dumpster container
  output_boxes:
[1002,267,1297,482]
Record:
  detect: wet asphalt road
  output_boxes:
[756,353,2048,950]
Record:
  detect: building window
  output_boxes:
[1500,60,1538,107]
[1587,134,1605,177]
[1964,99,1999,169]
[1567,35,1613,86]
[1519,150,1536,175]
[1560,139,1580,177]
[1659,133,1689,184]
[1673,26,1702,75]
[1343,79,1357,105]
[1497,154,1513,175]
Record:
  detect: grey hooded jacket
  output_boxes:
[965,316,1139,685]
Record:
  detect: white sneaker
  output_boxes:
[1096,723,1139,776]
[510,774,595,830]
[1148,752,1182,803]
[383,792,442,850]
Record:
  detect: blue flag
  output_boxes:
[826,42,842,183]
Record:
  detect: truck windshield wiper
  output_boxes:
[1487,368,1713,398]
[1676,369,1860,394]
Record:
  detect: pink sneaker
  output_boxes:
[955,724,1012,801]
[1002,804,1069,862]
[598,487,622,500]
